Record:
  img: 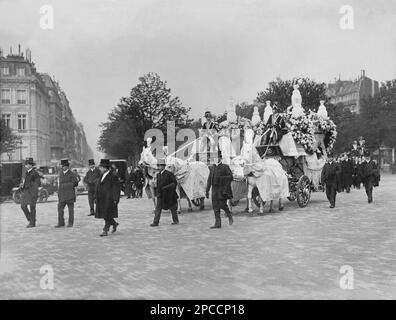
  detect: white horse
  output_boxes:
[165,154,209,213]
[231,128,289,214]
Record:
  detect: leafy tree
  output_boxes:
[98,73,192,162]
[256,77,329,113]
[0,120,21,157]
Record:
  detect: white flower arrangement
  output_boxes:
[285,114,316,154]
[309,113,337,153]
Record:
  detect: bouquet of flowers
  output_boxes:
[285,114,316,154]
[311,115,337,154]
[252,120,267,136]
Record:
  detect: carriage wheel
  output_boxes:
[229,200,240,207]
[192,199,201,207]
[252,187,262,208]
[296,175,311,208]
[13,189,22,204]
[38,189,49,203]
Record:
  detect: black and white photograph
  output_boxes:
[1,0,396,307]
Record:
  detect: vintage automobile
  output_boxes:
[12,165,59,204]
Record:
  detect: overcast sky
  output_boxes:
[1,0,396,158]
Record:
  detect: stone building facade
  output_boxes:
[326,70,379,114]
[0,46,93,166]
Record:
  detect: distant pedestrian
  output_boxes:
[205,151,233,229]
[125,166,133,198]
[95,159,120,237]
[83,159,100,216]
[55,159,79,228]
[341,153,353,193]
[150,158,179,227]
[20,157,41,228]
[321,153,341,208]
[360,151,378,203]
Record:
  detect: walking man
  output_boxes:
[95,159,121,237]
[206,151,233,229]
[83,159,100,216]
[360,151,377,203]
[20,157,41,228]
[321,153,341,208]
[55,159,79,228]
[150,158,179,227]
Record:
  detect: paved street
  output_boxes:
[1,175,396,300]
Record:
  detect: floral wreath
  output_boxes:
[285,114,316,154]
[308,112,337,154]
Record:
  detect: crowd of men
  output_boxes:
[17,134,381,236]
[321,140,381,209]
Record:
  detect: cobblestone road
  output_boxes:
[1,175,396,299]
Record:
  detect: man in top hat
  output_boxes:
[150,158,179,227]
[359,151,378,203]
[206,150,234,228]
[321,152,341,208]
[95,159,120,236]
[20,157,41,228]
[83,159,100,216]
[55,159,79,228]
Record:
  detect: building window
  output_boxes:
[1,89,11,104]
[16,67,25,77]
[17,114,27,130]
[17,89,27,104]
[1,113,11,128]
[1,67,9,76]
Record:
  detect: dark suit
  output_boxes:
[95,170,121,231]
[341,159,353,193]
[321,161,341,207]
[206,162,233,226]
[153,170,179,225]
[20,168,41,225]
[360,161,377,202]
[57,170,79,226]
[83,167,100,213]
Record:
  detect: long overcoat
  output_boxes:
[58,170,79,202]
[156,170,179,210]
[83,167,100,193]
[206,163,233,201]
[95,170,121,219]
[21,169,41,205]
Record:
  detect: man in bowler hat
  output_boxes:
[150,158,179,227]
[55,159,79,228]
[206,151,234,228]
[83,159,100,216]
[321,152,341,208]
[360,151,378,203]
[20,157,41,228]
[95,159,121,236]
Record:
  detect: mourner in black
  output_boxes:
[20,157,41,228]
[321,153,341,208]
[359,152,379,203]
[95,159,121,237]
[83,159,100,216]
[55,159,79,228]
[341,153,353,193]
[131,167,145,198]
[202,110,219,131]
[206,151,234,228]
[150,158,179,227]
